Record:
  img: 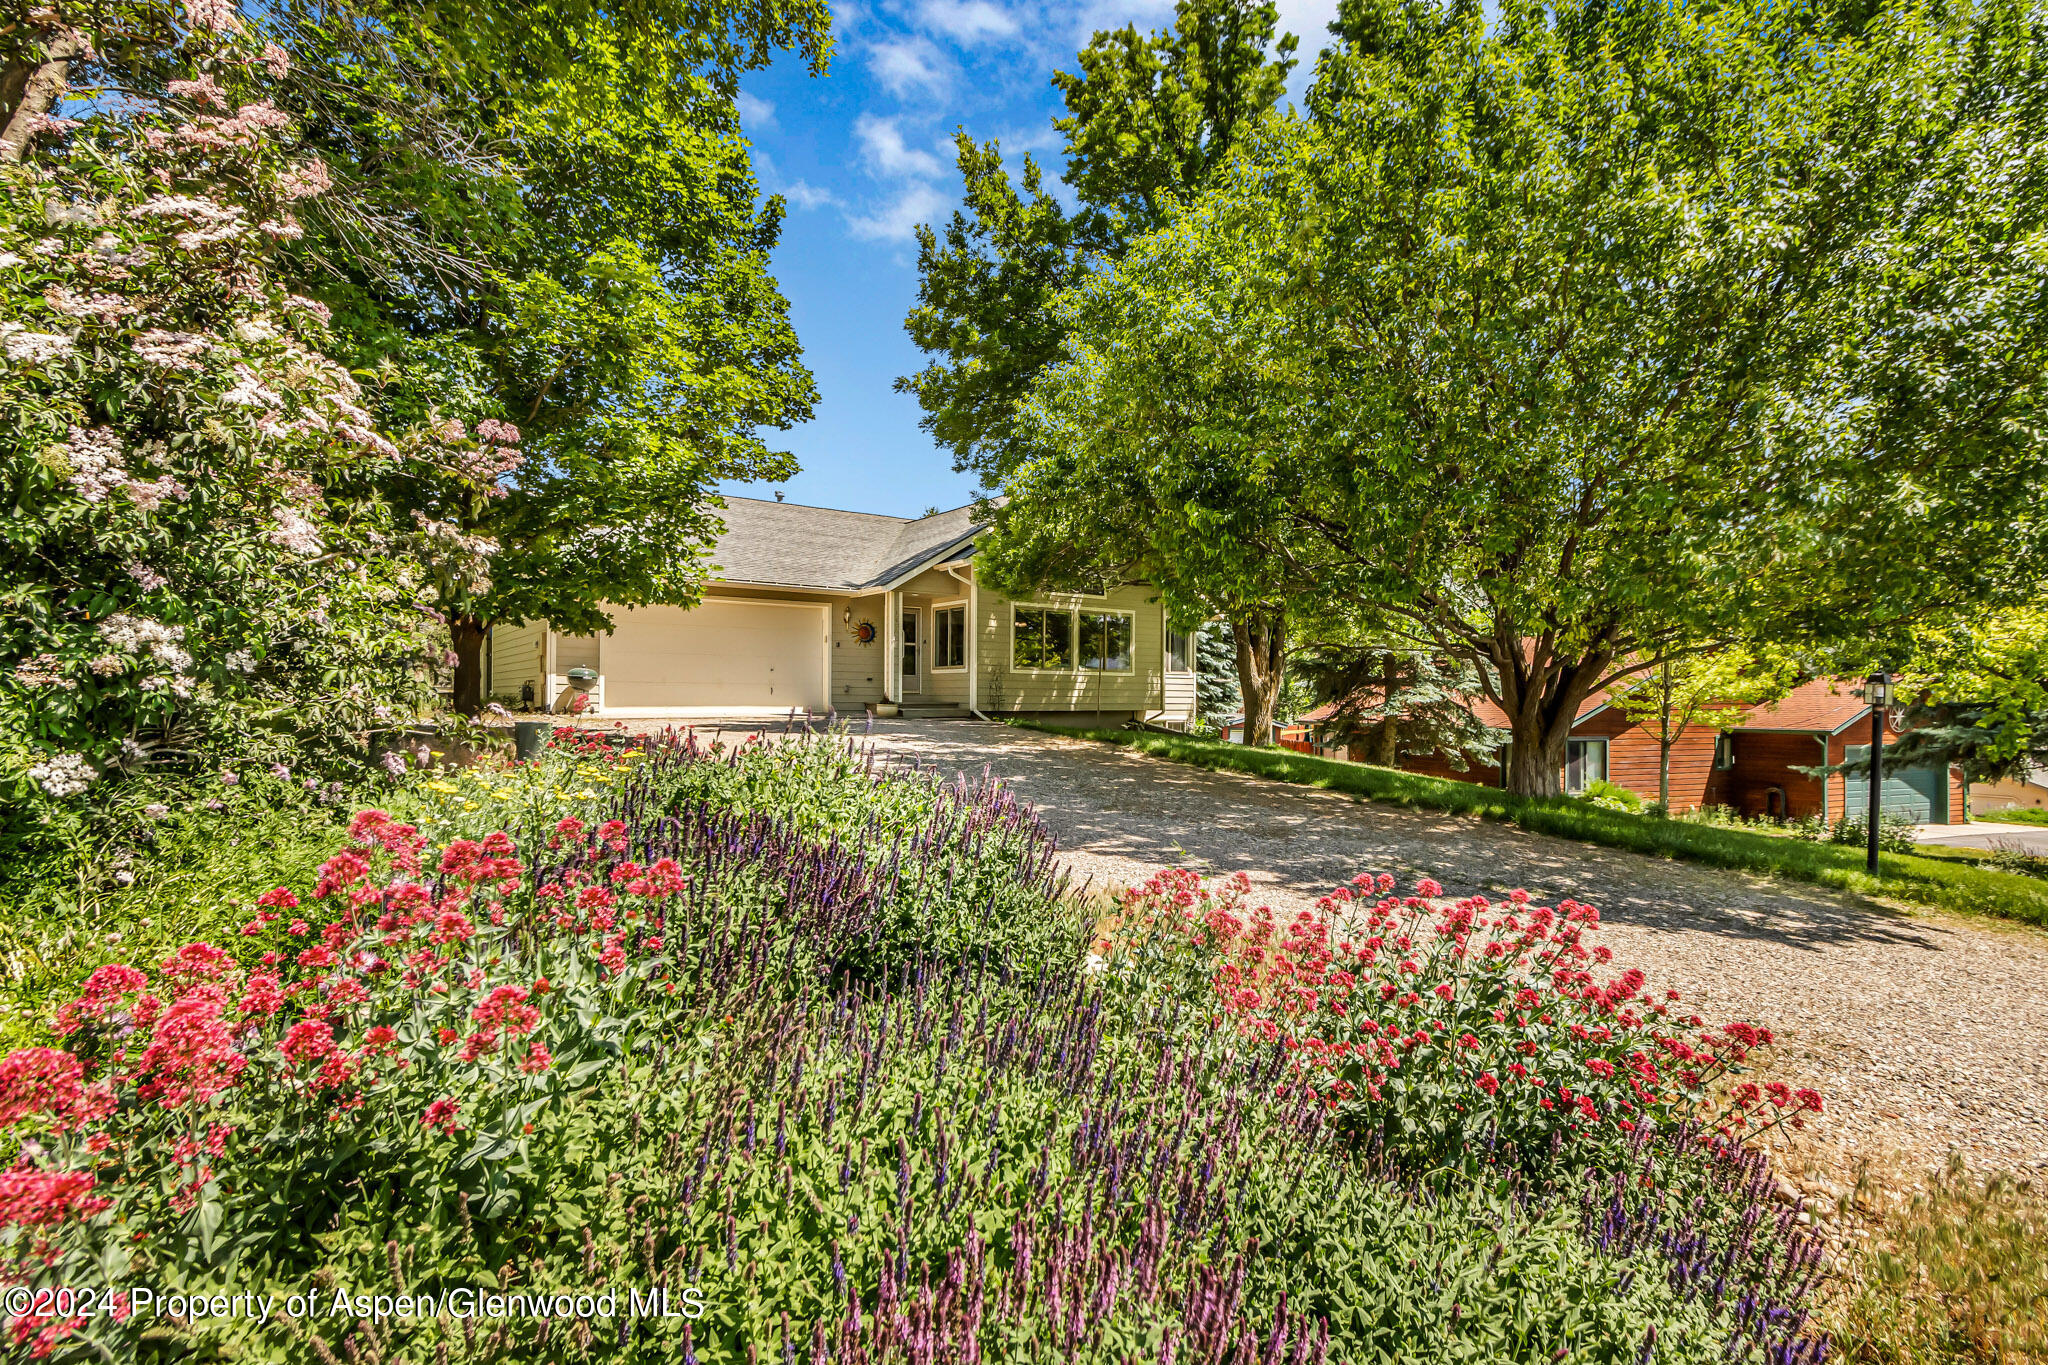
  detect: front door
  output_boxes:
[901,609,923,695]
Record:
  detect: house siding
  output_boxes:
[1399,748,1504,785]
[490,621,545,705]
[829,591,889,709]
[1574,710,1732,810]
[1162,669,1197,721]
[974,582,1165,716]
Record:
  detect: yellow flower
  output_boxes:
[427,780,460,794]
[576,789,597,800]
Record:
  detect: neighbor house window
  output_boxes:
[1165,629,1192,673]
[1713,733,1737,770]
[934,605,966,669]
[1564,739,1608,793]
[1012,606,1073,670]
[1081,610,1135,672]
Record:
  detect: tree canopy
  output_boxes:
[995,0,2048,790]
[899,0,1305,737]
[259,0,829,710]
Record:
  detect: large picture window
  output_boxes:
[1012,606,1073,670]
[934,604,966,669]
[1081,610,1135,672]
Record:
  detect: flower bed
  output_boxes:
[0,732,1832,1362]
[1095,869,1822,1177]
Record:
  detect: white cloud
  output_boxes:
[1272,0,1342,60]
[736,91,777,129]
[781,179,844,211]
[848,181,952,241]
[915,0,1020,43]
[855,113,948,180]
[868,35,953,98]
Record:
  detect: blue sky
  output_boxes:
[721,0,1340,518]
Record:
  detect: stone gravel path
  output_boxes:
[849,720,2048,1182]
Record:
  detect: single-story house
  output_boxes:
[483,497,1197,727]
[1219,715,1313,748]
[1972,772,2048,814]
[1342,677,1965,824]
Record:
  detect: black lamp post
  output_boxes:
[1865,671,1890,874]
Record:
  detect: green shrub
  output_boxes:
[0,770,362,1049]
[1984,839,2048,880]
[1823,811,1920,855]
[1582,778,1644,813]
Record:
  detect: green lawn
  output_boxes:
[1973,805,2048,829]
[1022,724,2048,929]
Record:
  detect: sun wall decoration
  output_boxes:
[850,619,877,644]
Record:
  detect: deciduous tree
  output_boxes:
[898,0,1303,741]
[1064,0,2048,791]
[266,0,831,711]
[1608,652,1796,813]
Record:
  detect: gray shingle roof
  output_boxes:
[707,497,983,591]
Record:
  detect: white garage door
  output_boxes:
[603,600,826,711]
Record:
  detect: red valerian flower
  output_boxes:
[53,963,150,1034]
[10,1308,87,1358]
[1474,1073,1500,1095]
[236,973,284,1018]
[471,986,539,1035]
[134,986,246,1107]
[156,944,237,989]
[0,1168,111,1228]
[0,1048,113,1130]
[256,886,299,909]
[280,1020,337,1066]
[420,1098,461,1133]
[362,1025,397,1052]
[314,851,371,899]
[428,910,476,946]
[519,1040,552,1075]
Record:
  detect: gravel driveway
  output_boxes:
[851,720,2048,1182]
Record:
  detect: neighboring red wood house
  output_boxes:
[1318,677,1965,824]
[1719,680,1965,825]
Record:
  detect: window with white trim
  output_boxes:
[1165,629,1192,673]
[1713,733,1737,770]
[934,605,966,669]
[1080,610,1134,672]
[1012,606,1074,670]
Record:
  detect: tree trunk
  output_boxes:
[1370,720,1398,766]
[1656,660,1674,811]
[1232,607,1287,746]
[1505,715,1570,797]
[1370,654,1400,765]
[450,614,488,717]
[1489,638,1611,798]
[1,35,81,165]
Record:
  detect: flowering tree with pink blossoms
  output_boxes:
[0,5,493,813]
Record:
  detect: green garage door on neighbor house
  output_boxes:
[1843,745,1949,823]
